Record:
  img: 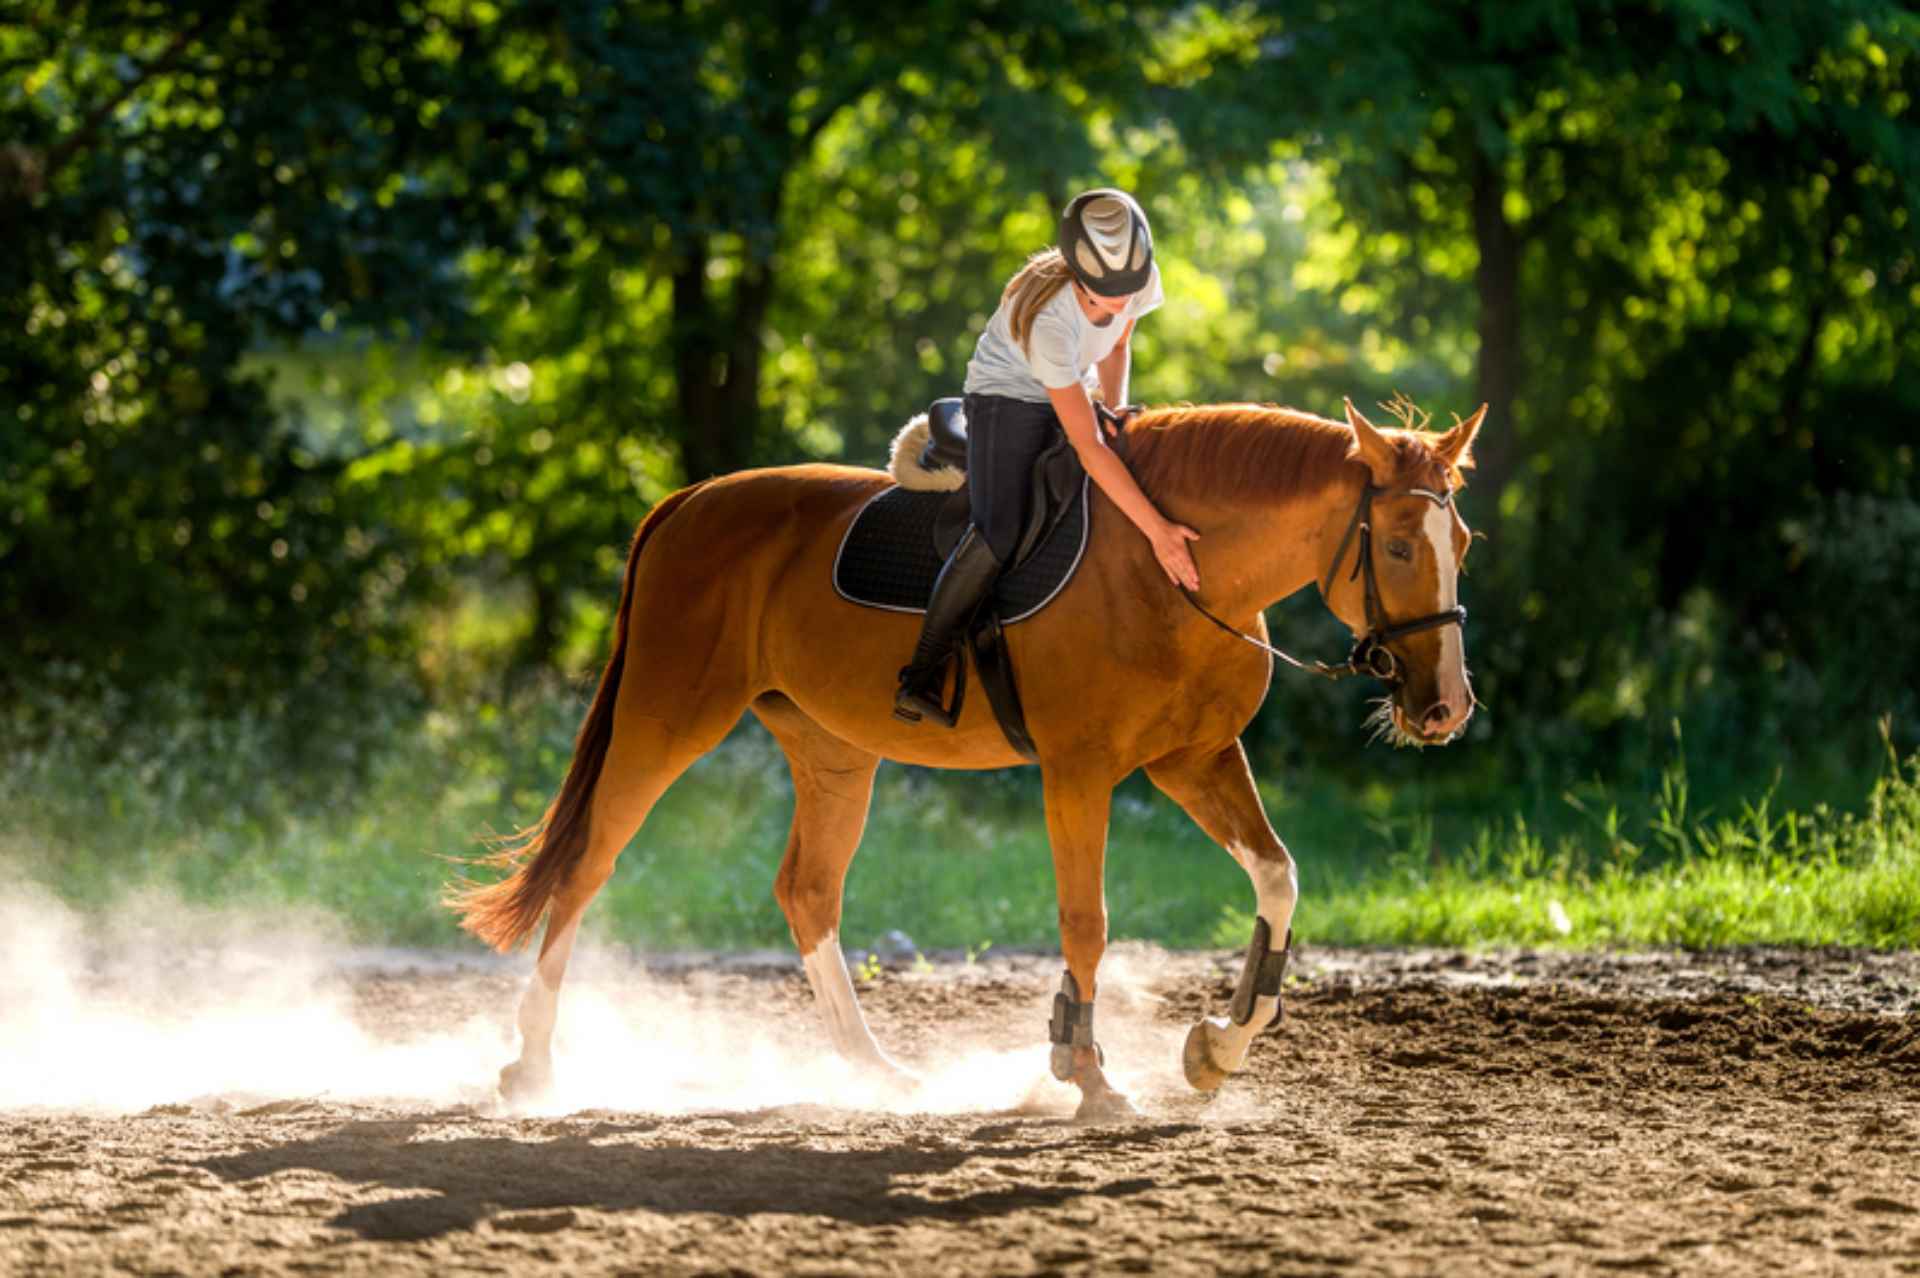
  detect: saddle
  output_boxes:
[923,398,1084,566]
[834,398,1101,760]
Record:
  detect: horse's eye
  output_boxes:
[1387,539,1413,562]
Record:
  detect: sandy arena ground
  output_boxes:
[3,942,1918,1276]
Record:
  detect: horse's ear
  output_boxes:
[1435,404,1487,471]
[1344,398,1397,484]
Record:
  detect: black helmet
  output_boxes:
[1059,189,1153,297]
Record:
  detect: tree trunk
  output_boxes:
[719,259,773,469]
[1470,146,1521,516]
[670,242,776,483]
[671,235,727,482]
[513,571,562,675]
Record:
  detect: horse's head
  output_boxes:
[1325,398,1486,747]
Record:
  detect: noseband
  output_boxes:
[1180,481,1467,686]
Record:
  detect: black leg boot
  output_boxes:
[893,526,1002,726]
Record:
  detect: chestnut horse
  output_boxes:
[452,397,1484,1119]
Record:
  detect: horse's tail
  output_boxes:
[447,482,705,952]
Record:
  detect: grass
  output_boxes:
[1262,722,1920,950]
[5,684,1916,955]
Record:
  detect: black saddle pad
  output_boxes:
[833,478,1092,623]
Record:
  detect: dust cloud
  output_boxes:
[0,887,1198,1118]
[0,885,491,1114]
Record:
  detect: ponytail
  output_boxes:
[1002,248,1074,356]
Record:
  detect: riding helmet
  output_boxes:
[1058,189,1153,298]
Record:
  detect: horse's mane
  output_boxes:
[1121,403,1456,505]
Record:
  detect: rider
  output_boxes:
[894,188,1204,726]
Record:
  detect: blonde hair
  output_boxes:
[1001,247,1074,355]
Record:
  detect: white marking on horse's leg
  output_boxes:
[515,916,582,1064]
[1205,843,1299,1071]
[1424,501,1469,714]
[800,929,908,1076]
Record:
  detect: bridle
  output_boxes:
[1178,480,1467,686]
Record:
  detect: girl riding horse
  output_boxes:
[893,188,1203,725]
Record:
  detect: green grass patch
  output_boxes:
[1236,721,1920,950]
[6,688,1916,955]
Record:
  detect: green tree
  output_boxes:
[1158,0,1919,767]
[335,1,1174,667]
[1,0,1177,698]
[1,0,587,734]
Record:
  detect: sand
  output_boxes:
[3,943,1917,1276]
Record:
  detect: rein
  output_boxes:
[1178,481,1466,685]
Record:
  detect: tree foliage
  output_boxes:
[1153,0,1920,769]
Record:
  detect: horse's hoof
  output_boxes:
[497,1058,553,1105]
[1182,1021,1231,1093]
[1074,1086,1140,1124]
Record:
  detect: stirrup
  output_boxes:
[893,687,950,727]
[894,657,961,727]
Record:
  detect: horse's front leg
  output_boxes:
[1146,741,1297,1092]
[1042,768,1136,1122]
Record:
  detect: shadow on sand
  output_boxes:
[195,1112,1182,1241]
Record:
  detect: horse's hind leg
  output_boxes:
[504,708,737,1102]
[1145,740,1297,1092]
[750,694,907,1082]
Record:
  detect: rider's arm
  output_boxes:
[1094,320,1134,410]
[1046,381,1199,591]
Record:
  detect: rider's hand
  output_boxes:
[1151,519,1201,592]
[1096,402,1144,443]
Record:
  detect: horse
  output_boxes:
[450,396,1485,1120]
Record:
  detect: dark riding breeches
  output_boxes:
[963,392,1061,564]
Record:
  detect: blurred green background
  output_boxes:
[3,0,1916,953]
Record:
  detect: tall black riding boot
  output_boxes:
[893,526,1002,726]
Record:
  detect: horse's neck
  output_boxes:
[1197,474,1361,622]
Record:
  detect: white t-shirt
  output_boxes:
[964,262,1163,403]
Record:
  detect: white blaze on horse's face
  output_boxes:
[1420,496,1473,740]
[1359,477,1474,740]
[1371,487,1474,746]
[1342,397,1483,747]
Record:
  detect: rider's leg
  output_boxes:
[893,394,1053,726]
[892,526,1001,725]
[963,394,1053,567]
